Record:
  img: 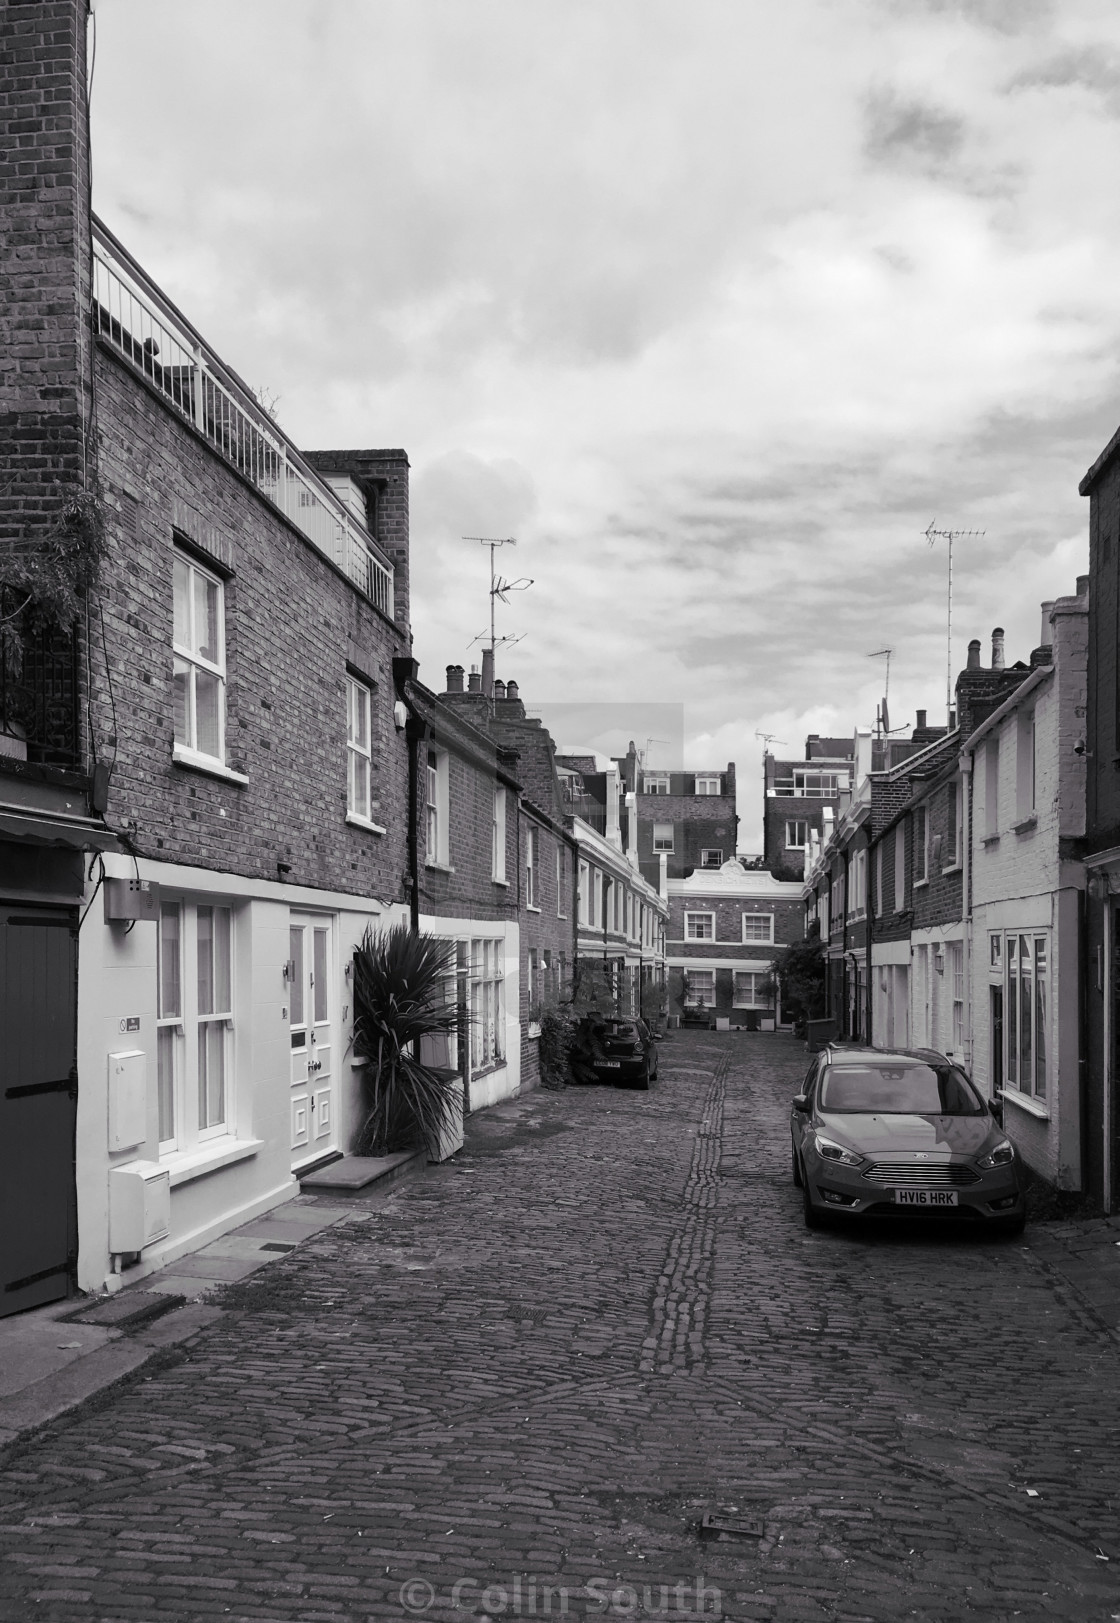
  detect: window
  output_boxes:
[733,971,770,1007]
[157,899,233,1153]
[700,849,723,869]
[874,843,883,918]
[894,824,905,912]
[557,845,568,917]
[1017,712,1036,820]
[644,774,670,794]
[990,933,1002,969]
[945,779,960,867]
[426,749,449,866]
[492,786,506,882]
[527,947,538,1024]
[173,550,226,764]
[346,677,374,823]
[742,913,774,943]
[685,911,715,941]
[695,775,721,796]
[984,737,1000,837]
[948,941,964,1051]
[792,770,844,797]
[786,820,809,849]
[829,870,845,928]
[686,969,715,1006]
[525,824,538,907]
[653,822,674,852]
[1005,933,1048,1099]
[470,938,505,1071]
[578,860,590,926]
[913,806,928,883]
[848,848,867,917]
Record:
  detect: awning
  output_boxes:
[0,809,123,852]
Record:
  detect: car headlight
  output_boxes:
[977,1139,1015,1169]
[813,1133,864,1167]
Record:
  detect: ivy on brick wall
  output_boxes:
[0,488,107,681]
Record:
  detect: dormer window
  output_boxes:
[644,773,670,795]
[695,775,721,795]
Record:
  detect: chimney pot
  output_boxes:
[494,679,506,699]
[1039,600,1055,648]
[916,709,926,730]
[967,639,981,669]
[1077,574,1089,598]
[445,664,464,694]
[467,668,482,693]
[480,648,494,698]
[992,627,1005,669]
[506,680,519,701]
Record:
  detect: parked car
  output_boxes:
[790,1044,1025,1235]
[571,1015,659,1089]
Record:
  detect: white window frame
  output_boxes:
[685,911,715,941]
[733,970,771,1008]
[492,785,507,882]
[848,848,867,918]
[694,775,721,796]
[578,860,590,926]
[741,912,774,944]
[644,774,670,795]
[1016,712,1036,821]
[985,737,1000,837]
[944,778,961,868]
[894,823,905,912]
[686,969,715,1007]
[700,848,723,869]
[786,820,809,850]
[345,676,382,831]
[469,937,505,1073]
[653,822,674,852]
[525,823,538,908]
[874,842,883,918]
[949,940,964,1052]
[157,897,235,1157]
[426,747,450,867]
[557,845,567,917]
[173,549,226,768]
[1004,931,1048,1101]
[913,806,928,885]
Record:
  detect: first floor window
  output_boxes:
[1006,933,1047,1098]
[913,805,928,882]
[526,824,537,906]
[347,677,373,819]
[733,971,770,1007]
[470,938,505,1071]
[653,822,674,852]
[686,969,715,1006]
[742,913,774,944]
[173,549,226,762]
[426,748,449,865]
[685,912,715,941]
[556,846,567,916]
[701,849,723,869]
[157,898,234,1151]
[786,820,808,850]
[492,785,506,881]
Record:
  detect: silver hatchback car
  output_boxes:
[791,1044,1025,1235]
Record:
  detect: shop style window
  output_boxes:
[157,899,234,1152]
[1005,933,1048,1099]
[470,937,505,1072]
[173,550,226,765]
[346,677,373,822]
[685,911,715,941]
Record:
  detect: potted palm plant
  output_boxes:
[352,922,464,1160]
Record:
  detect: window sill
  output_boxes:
[981,833,1000,847]
[940,862,962,875]
[1013,815,1038,835]
[528,1022,542,1039]
[346,811,386,835]
[425,860,455,873]
[1000,1087,1049,1121]
[526,904,541,914]
[912,877,929,890]
[492,876,509,887]
[163,1137,262,1187]
[172,746,249,786]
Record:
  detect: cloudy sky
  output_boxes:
[90,0,1120,846]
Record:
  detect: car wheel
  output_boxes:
[802,1163,825,1229]
[792,1142,803,1187]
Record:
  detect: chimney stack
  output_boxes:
[991,627,1005,669]
[467,664,481,694]
[480,647,494,697]
[1077,574,1089,598]
[967,639,981,669]
[445,664,464,694]
[1039,601,1055,648]
[948,708,956,730]
[916,709,926,730]
[493,679,506,700]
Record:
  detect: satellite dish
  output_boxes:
[880,697,890,735]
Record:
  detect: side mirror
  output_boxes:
[988,1097,1003,1124]
[793,1094,811,1114]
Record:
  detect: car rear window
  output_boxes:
[820,1061,984,1115]
[602,1021,642,1039]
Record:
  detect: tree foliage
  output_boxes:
[770,934,826,1023]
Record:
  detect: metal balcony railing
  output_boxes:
[91,221,394,620]
[768,779,850,798]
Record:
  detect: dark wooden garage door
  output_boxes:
[0,904,78,1317]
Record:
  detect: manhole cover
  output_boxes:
[259,1242,298,1253]
[699,1512,765,1541]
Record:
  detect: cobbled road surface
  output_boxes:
[2,1033,1119,1623]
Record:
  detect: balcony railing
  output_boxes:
[91,221,394,620]
[768,779,850,798]
[0,597,81,770]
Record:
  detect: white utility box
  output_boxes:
[109,1160,171,1252]
[107,1050,146,1151]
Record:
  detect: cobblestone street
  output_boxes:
[2,1032,1119,1623]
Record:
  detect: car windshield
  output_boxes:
[602,1021,642,1040]
[819,1061,985,1115]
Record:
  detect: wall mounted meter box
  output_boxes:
[109,1161,170,1252]
[104,876,160,923]
[107,1050,146,1151]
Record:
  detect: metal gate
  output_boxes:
[0,903,78,1317]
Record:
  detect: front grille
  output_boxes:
[863,1160,980,1187]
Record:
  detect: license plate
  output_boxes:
[893,1189,958,1206]
[594,1059,622,1069]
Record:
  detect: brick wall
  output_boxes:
[92,345,412,899]
[668,893,802,947]
[635,792,737,877]
[305,450,411,637]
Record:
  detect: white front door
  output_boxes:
[289,914,335,1166]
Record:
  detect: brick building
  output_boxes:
[764,737,855,882]
[614,746,737,887]
[438,662,580,1092]
[1,3,419,1307]
[666,863,803,1028]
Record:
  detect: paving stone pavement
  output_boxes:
[1,1032,1119,1623]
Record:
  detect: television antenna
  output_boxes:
[463,537,533,660]
[755,731,786,748]
[925,521,985,726]
[868,648,893,736]
[641,736,669,770]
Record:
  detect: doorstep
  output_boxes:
[298,1149,425,1195]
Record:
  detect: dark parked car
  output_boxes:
[791,1044,1025,1234]
[572,1015,659,1089]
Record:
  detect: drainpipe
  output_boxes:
[392,657,423,932]
[960,748,973,1076]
